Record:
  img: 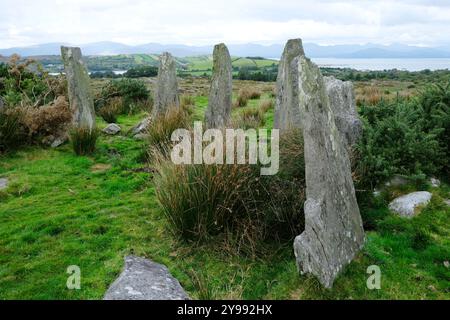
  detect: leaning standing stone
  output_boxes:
[324,76,362,147]
[274,39,305,130]
[60,46,96,131]
[153,52,179,117]
[293,56,365,288]
[205,43,232,128]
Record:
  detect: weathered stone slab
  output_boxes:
[324,76,362,147]
[293,55,365,289]
[0,178,8,191]
[153,52,179,117]
[130,117,152,136]
[205,43,232,128]
[103,123,121,135]
[274,39,305,130]
[389,191,432,217]
[104,256,190,300]
[60,46,96,131]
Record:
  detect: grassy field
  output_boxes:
[0,80,449,300]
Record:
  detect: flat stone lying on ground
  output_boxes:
[103,256,190,300]
[0,178,8,190]
[388,191,432,217]
[103,123,121,135]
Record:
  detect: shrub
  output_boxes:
[71,127,99,156]
[23,96,71,138]
[0,106,26,152]
[419,83,450,175]
[95,78,152,115]
[355,99,443,188]
[98,97,123,123]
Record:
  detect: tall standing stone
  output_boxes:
[293,56,365,288]
[205,43,232,128]
[60,46,95,131]
[324,76,362,148]
[274,39,305,130]
[153,52,179,117]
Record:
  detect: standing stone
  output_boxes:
[60,46,96,131]
[205,43,233,128]
[153,52,179,117]
[324,77,362,147]
[293,56,365,288]
[274,39,305,130]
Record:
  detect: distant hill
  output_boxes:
[1,41,450,59]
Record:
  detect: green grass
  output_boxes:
[0,95,449,300]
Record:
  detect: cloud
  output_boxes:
[1,0,449,48]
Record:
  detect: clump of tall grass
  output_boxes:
[147,105,191,153]
[0,106,26,152]
[152,128,306,255]
[98,97,123,123]
[71,127,99,156]
[234,87,262,108]
[234,108,266,129]
[259,99,274,114]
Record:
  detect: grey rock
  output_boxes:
[0,178,8,191]
[50,134,68,148]
[0,96,4,110]
[153,52,179,117]
[103,256,190,300]
[274,39,305,130]
[389,191,432,217]
[60,46,96,131]
[324,76,362,147]
[131,117,151,136]
[103,123,121,135]
[293,55,365,289]
[444,199,450,207]
[385,175,410,187]
[133,133,149,141]
[430,177,441,188]
[205,43,232,128]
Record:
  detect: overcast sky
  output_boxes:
[1,0,450,48]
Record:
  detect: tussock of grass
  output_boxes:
[71,127,99,156]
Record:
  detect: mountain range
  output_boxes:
[1,41,450,59]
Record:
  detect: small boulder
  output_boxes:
[103,256,190,300]
[385,175,410,187]
[131,117,151,136]
[51,133,69,148]
[0,178,8,190]
[133,133,149,141]
[444,199,450,207]
[388,191,432,217]
[430,177,441,188]
[103,123,121,135]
